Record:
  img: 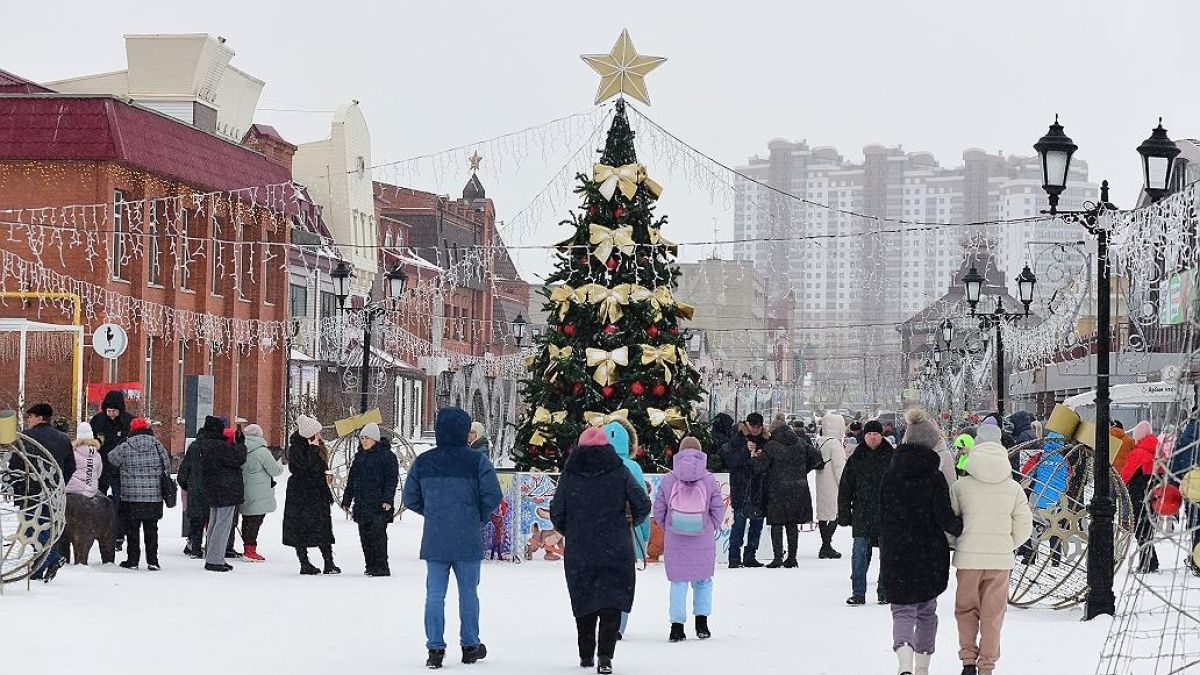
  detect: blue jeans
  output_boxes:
[851,537,885,598]
[425,560,482,650]
[669,578,714,624]
[729,512,763,563]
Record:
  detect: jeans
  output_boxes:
[729,512,764,563]
[425,560,482,650]
[205,506,236,565]
[358,519,390,573]
[577,609,621,661]
[892,599,939,654]
[619,612,628,636]
[669,578,714,624]
[851,536,885,598]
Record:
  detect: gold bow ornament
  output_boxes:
[584,408,630,427]
[585,346,629,386]
[588,224,636,263]
[548,285,576,320]
[629,285,692,322]
[647,407,688,439]
[577,283,633,323]
[544,344,574,381]
[593,163,663,201]
[640,343,678,383]
[529,407,568,446]
[649,227,678,257]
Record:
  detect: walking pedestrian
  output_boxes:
[838,419,895,605]
[718,412,769,568]
[239,423,283,562]
[652,436,725,643]
[879,408,964,675]
[283,414,340,576]
[815,411,848,559]
[402,408,502,670]
[24,403,74,581]
[951,423,1033,675]
[341,422,400,577]
[755,415,821,568]
[550,426,651,673]
[1122,421,1161,573]
[90,390,133,549]
[604,418,650,639]
[201,418,247,572]
[107,418,170,571]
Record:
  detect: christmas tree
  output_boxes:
[512,99,708,472]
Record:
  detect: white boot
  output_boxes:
[914,652,932,675]
[896,644,915,675]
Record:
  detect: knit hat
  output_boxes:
[578,426,609,447]
[75,421,95,441]
[746,412,764,426]
[863,420,884,434]
[470,421,486,438]
[1130,421,1153,443]
[243,424,264,438]
[297,415,323,439]
[223,428,236,443]
[953,433,975,451]
[130,417,150,433]
[361,422,382,442]
[975,417,1002,444]
[901,408,941,448]
[680,436,703,451]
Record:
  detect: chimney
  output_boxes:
[242,124,297,171]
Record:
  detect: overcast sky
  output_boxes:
[7,0,1199,281]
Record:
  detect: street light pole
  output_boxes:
[330,261,408,415]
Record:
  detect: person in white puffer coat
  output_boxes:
[949,425,1034,675]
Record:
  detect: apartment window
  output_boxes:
[148,201,162,286]
[111,190,126,280]
[290,284,310,317]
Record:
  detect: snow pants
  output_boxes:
[955,569,1009,672]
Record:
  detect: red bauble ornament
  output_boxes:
[647,325,660,338]
[606,257,619,271]
[602,324,617,335]
[562,324,576,337]
[634,446,646,459]
[652,383,667,397]
[601,385,617,399]
[614,206,626,219]
[529,447,541,457]
[588,205,599,218]
[579,255,590,265]
[665,447,676,459]
[630,381,646,396]
[669,327,681,336]
[572,382,584,395]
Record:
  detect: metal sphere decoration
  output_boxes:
[326,426,417,516]
[0,410,67,587]
[1002,437,1133,609]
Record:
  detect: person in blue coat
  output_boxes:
[341,423,400,577]
[402,408,502,670]
[605,418,649,640]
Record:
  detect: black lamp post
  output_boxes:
[512,313,527,348]
[962,265,1035,419]
[331,261,408,414]
[1033,115,1179,621]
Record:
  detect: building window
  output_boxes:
[178,209,193,291]
[320,291,337,321]
[210,233,222,296]
[148,201,162,286]
[290,284,309,318]
[144,336,154,418]
[177,341,186,419]
[111,190,126,280]
[208,343,217,376]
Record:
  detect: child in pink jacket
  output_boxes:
[67,422,103,497]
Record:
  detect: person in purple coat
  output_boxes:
[652,436,727,643]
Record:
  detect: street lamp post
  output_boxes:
[331,261,408,414]
[961,265,1036,417]
[1033,116,1179,620]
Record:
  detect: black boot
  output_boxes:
[742,557,763,568]
[597,656,613,674]
[426,649,445,669]
[818,522,842,559]
[766,529,784,567]
[695,615,711,639]
[960,664,978,675]
[320,545,341,575]
[462,644,487,664]
[297,548,320,575]
[669,622,686,643]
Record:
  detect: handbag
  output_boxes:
[160,453,178,509]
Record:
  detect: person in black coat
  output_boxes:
[753,416,822,568]
[838,420,895,605]
[341,423,400,577]
[177,418,220,558]
[877,408,963,673]
[550,427,652,673]
[198,418,246,572]
[23,403,74,581]
[90,389,133,547]
[283,415,339,575]
[707,412,735,472]
[717,412,769,568]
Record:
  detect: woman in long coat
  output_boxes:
[753,416,822,568]
[240,423,283,562]
[282,415,339,575]
[814,412,848,559]
[550,427,651,674]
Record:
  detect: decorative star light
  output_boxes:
[581,29,666,106]
[468,150,483,173]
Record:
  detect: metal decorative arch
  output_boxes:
[326,427,416,516]
[0,419,66,588]
[1001,437,1134,609]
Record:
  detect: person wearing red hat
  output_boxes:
[107,418,171,570]
[1121,421,1161,573]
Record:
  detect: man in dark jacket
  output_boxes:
[838,419,895,605]
[341,423,400,577]
[708,412,735,472]
[24,403,74,581]
[402,408,502,670]
[177,417,216,558]
[90,390,133,548]
[196,416,246,572]
[718,412,768,568]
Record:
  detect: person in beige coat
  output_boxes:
[814,412,847,559]
[949,428,1034,675]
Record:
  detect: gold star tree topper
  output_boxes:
[468,150,483,172]
[582,29,666,106]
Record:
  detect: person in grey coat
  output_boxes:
[239,423,283,562]
[108,418,170,570]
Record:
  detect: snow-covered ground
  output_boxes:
[6,479,1108,674]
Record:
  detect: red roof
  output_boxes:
[245,123,296,150]
[0,95,290,191]
[0,69,53,94]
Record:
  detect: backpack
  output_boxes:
[667,478,709,536]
